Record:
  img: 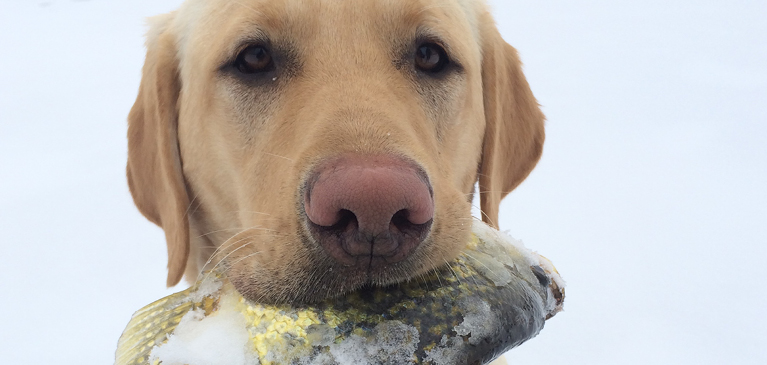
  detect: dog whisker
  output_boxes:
[424,255,444,289]
[196,226,276,238]
[457,259,481,289]
[202,229,258,265]
[203,232,281,283]
[220,250,264,276]
[200,239,255,282]
[231,210,274,216]
[470,203,497,227]
[443,258,463,286]
[203,228,292,275]
[208,232,277,262]
[200,228,275,275]
[183,190,201,218]
[263,152,295,163]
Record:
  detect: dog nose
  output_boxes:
[304,155,434,268]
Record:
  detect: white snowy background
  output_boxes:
[1,0,765,364]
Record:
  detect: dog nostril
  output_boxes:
[325,209,357,234]
[390,209,432,239]
[391,209,414,232]
[390,209,410,229]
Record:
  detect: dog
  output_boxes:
[128,0,543,323]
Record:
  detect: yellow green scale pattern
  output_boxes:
[116,234,561,365]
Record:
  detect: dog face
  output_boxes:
[127,0,544,304]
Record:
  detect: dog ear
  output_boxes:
[126,15,190,287]
[478,23,545,229]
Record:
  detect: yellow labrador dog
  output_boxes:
[128,0,543,361]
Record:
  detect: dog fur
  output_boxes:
[127,0,544,308]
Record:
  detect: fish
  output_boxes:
[115,221,564,365]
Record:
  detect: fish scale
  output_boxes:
[115,221,564,365]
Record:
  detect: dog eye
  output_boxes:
[415,43,449,73]
[234,45,273,74]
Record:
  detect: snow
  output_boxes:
[453,298,495,346]
[186,274,223,303]
[1,1,766,364]
[326,321,420,365]
[423,336,468,365]
[149,296,259,365]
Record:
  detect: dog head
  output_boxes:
[127,0,544,303]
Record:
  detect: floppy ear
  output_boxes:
[126,16,190,287]
[478,24,545,229]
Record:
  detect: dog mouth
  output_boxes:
[292,219,437,302]
[226,221,439,305]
